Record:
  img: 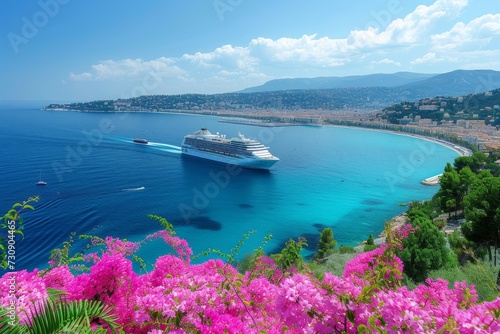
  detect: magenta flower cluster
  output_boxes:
[1,226,499,333]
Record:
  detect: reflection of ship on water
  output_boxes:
[181,128,279,170]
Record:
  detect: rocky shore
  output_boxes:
[354,213,409,252]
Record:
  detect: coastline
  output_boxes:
[41,107,473,158]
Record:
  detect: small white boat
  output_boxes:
[36,171,47,186]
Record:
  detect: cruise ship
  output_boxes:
[181,128,279,169]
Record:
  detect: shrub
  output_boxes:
[338,245,356,254]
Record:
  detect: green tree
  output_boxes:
[314,228,336,261]
[364,234,377,252]
[437,163,462,216]
[485,162,500,177]
[445,199,457,219]
[454,156,474,172]
[462,176,500,263]
[448,230,475,264]
[454,152,487,173]
[271,237,307,271]
[485,150,500,176]
[408,199,441,220]
[459,166,477,190]
[398,216,454,282]
[407,207,432,222]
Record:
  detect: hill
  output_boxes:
[380,87,500,126]
[44,70,500,113]
[240,72,435,93]
[240,70,500,98]
[398,69,500,98]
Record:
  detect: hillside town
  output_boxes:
[45,88,500,152]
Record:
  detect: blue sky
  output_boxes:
[1,0,499,101]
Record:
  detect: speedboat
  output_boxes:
[133,138,148,144]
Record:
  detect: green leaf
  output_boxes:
[5,209,18,219]
[346,309,355,323]
[357,324,369,333]
[0,306,24,333]
[46,288,67,301]
[26,298,118,334]
[23,205,35,211]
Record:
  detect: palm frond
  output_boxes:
[0,306,25,334]
[26,298,118,334]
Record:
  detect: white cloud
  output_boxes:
[248,34,348,66]
[411,52,443,65]
[66,0,500,94]
[355,0,468,47]
[70,72,92,81]
[431,14,500,50]
[69,57,184,81]
[182,44,257,71]
[371,58,401,66]
[183,0,469,69]
[407,14,500,69]
[70,0,471,84]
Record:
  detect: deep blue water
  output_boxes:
[0,100,459,272]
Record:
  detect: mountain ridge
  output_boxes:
[45,70,500,113]
[240,70,500,96]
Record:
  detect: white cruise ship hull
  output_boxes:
[181,147,278,170]
[181,128,279,170]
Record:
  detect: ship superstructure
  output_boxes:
[181,128,279,169]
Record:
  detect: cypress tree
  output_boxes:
[316,228,336,260]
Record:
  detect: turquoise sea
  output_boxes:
[0,101,459,271]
